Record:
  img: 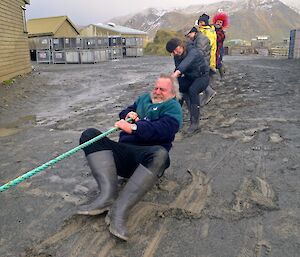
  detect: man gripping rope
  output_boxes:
[77,74,182,241]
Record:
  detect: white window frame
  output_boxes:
[21,5,28,33]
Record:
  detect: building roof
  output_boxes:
[94,23,147,35]
[27,16,80,37]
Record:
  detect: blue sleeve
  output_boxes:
[134,115,180,142]
[119,102,137,120]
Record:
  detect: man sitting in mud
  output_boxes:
[77,74,183,241]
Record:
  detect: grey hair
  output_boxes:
[159,74,182,100]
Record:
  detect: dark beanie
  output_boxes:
[185,26,198,36]
[198,13,210,25]
[166,38,182,53]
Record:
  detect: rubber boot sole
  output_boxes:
[76,205,110,216]
[109,225,128,241]
[105,212,111,225]
[205,91,216,105]
[186,127,201,135]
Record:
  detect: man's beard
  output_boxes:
[150,91,174,103]
[151,93,163,103]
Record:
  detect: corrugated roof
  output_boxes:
[95,23,147,35]
[27,16,80,37]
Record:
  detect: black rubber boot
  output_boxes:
[219,66,225,79]
[182,93,191,111]
[108,164,157,241]
[187,104,200,134]
[77,150,118,215]
[200,86,216,107]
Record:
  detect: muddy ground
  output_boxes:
[0,56,299,257]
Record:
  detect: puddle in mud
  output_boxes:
[0,115,36,137]
[0,127,22,137]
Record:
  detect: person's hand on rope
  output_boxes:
[115,119,133,134]
[125,111,139,122]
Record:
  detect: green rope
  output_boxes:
[0,119,132,193]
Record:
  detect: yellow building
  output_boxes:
[27,15,80,38]
[80,23,148,47]
[0,0,31,82]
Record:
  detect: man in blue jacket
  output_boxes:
[77,74,182,241]
[166,38,209,133]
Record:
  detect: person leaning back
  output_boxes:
[77,74,183,241]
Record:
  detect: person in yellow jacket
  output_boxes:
[198,13,217,71]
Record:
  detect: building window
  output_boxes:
[21,5,28,33]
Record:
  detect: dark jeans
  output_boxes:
[217,46,224,69]
[178,74,209,106]
[80,128,170,178]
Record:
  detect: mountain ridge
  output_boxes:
[108,0,300,42]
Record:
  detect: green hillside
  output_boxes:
[144,29,185,56]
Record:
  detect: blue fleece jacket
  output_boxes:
[118,93,182,151]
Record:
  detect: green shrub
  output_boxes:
[2,79,14,86]
[145,29,185,56]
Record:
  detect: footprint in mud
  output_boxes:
[24,215,116,257]
[219,117,238,128]
[199,222,210,239]
[232,176,279,217]
[134,170,212,257]
[216,125,269,143]
[255,240,271,257]
[237,242,271,257]
[269,133,283,143]
[236,221,272,257]
[159,169,211,219]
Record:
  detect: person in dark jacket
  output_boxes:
[77,74,182,241]
[166,37,209,133]
[185,26,217,107]
[185,26,211,65]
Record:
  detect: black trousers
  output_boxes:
[178,75,209,106]
[80,128,170,178]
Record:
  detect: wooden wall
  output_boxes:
[0,0,31,82]
[54,20,80,37]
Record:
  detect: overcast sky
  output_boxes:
[26,0,299,25]
[26,0,222,25]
